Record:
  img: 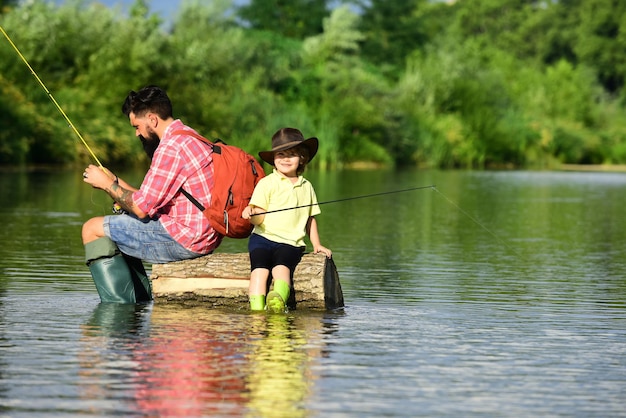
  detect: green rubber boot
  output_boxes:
[249,294,266,311]
[85,237,151,304]
[88,254,139,303]
[267,279,290,313]
[122,254,152,303]
[84,237,118,265]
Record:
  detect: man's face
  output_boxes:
[129,112,160,159]
[140,130,160,160]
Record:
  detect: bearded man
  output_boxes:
[81,85,222,303]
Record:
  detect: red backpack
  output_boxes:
[174,130,265,239]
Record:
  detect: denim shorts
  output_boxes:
[103,214,203,264]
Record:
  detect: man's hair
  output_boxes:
[122,85,173,119]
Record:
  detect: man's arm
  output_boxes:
[107,181,147,218]
[83,164,148,219]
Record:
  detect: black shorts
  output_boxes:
[248,233,304,275]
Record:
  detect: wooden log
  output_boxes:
[150,252,344,310]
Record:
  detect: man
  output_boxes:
[82,85,222,303]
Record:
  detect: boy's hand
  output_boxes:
[314,245,332,258]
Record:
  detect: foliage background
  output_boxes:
[1,0,626,169]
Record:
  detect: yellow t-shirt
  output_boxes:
[250,170,321,247]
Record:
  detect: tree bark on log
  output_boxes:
[150,253,344,310]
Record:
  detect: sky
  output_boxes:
[86,0,181,19]
[55,0,250,18]
[51,0,252,27]
[49,1,187,24]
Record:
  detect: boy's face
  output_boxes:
[274,149,301,176]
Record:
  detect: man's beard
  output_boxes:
[140,131,160,160]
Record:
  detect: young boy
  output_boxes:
[242,128,332,313]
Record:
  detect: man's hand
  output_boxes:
[83,164,115,190]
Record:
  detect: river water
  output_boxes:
[0,168,625,417]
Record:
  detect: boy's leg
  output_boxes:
[266,244,304,313]
[266,266,291,313]
[270,266,292,300]
[249,268,270,311]
[248,235,273,311]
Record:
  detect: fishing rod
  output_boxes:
[0,25,103,167]
[255,184,436,215]
[255,183,521,256]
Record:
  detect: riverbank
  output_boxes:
[559,164,626,172]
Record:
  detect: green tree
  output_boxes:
[449,0,626,95]
[356,0,429,75]
[572,0,626,94]
[0,0,18,14]
[2,0,626,168]
[237,0,329,39]
[450,0,554,60]
[527,0,626,94]
[302,6,393,165]
[166,0,264,139]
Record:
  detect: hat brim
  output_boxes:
[259,137,318,165]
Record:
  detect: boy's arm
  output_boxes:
[242,205,266,225]
[306,217,332,258]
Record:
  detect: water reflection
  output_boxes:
[79,303,151,413]
[79,303,331,416]
[246,314,316,418]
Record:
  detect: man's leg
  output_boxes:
[83,216,151,304]
[82,216,106,245]
[104,214,203,264]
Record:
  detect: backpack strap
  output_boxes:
[172,129,224,154]
[180,188,205,211]
[172,129,212,144]
[171,129,214,212]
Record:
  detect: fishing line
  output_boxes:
[254,180,521,257]
[432,186,523,258]
[0,25,103,167]
[88,190,109,216]
[255,185,436,215]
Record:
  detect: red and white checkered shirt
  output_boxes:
[132,120,222,254]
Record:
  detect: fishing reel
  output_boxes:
[112,202,127,215]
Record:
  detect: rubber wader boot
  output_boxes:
[122,253,152,302]
[266,279,290,313]
[85,237,152,303]
[249,294,266,311]
[273,279,291,303]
